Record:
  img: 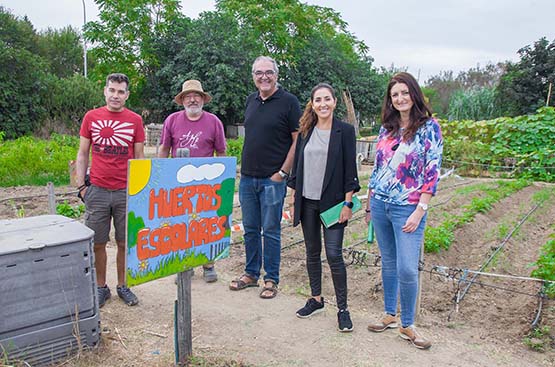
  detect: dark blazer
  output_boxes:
[287,118,360,227]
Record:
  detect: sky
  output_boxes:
[2,0,554,83]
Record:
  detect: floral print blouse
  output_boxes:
[369,118,443,205]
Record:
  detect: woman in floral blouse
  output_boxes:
[365,72,443,350]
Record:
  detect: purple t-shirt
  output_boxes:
[160,111,226,157]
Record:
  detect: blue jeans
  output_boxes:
[370,197,427,327]
[239,175,287,284]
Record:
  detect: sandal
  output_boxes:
[229,274,258,291]
[259,280,278,299]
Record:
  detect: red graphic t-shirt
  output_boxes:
[80,106,145,190]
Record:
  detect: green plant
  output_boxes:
[523,325,552,352]
[425,179,530,253]
[497,223,509,240]
[530,237,555,299]
[226,137,244,164]
[442,107,555,182]
[0,133,79,186]
[56,200,85,218]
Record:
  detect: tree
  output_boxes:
[84,0,183,106]
[0,6,39,53]
[425,71,461,117]
[456,63,505,90]
[37,26,88,78]
[215,0,367,69]
[214,0,384,123]
[143,11,259,125]
[496,37,555,116]
[0,8,48,138]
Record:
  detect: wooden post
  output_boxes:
[47,182,56,214]
[176,271,193,362]
[176,269,193,365]
[547,82,552,107]
[415,240,425,321]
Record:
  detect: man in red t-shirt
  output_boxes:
[76,73,145,308]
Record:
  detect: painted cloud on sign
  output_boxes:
[177,163,226,183]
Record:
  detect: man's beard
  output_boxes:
[185,105,202,117]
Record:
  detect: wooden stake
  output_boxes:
[547,82,552,107]
[47,182,56,214]
[176,269,193,364]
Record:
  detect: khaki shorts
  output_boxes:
[84,184,127,244]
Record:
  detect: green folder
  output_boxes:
[319,196,362,228]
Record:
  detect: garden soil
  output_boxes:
[1,168,554,367]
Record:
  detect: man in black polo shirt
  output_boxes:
[229,56,301,299]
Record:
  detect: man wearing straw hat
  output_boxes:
[158,79,226,282]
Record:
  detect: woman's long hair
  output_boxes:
[299,83,337,138]
[381,72,432,141]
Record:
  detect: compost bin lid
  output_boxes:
[0,215,94,255]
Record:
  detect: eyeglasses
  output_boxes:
[184,93,202,100]
[253,70,276,78]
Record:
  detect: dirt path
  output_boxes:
[74,250,553,367]
[2,174,555,366]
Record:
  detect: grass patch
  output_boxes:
[127,251,211,286]
[425,179,530,253]
[0,134,79,186]
[523,325,552,352]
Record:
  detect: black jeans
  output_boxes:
[300,198,348,310]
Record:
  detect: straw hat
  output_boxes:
[174,79,212,104]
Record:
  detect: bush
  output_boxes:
[226,137,243,163]
[448,86,499,121]
[441,107,555,182]
[41,74,104,134]
[531,237,555,299]
[0,134,79,186]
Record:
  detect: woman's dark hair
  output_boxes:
[381,72,432,141]
[299,83,337,138]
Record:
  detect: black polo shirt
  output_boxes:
[241,87,301,177]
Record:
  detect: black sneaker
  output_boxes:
[97,285,111,308]
[117,285,139,306]
[337,309,353,332]
[296,297,324,318]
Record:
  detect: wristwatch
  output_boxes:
[343,201,354,209]
[278,169,289,179]
[417,202,428,211]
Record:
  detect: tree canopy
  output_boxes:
[496,37,555,116]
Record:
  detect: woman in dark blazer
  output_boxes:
[287,83,360,332]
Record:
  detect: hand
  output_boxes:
[289,204,294,221]
[270,172,284,182]
[364,210,372,224]
[338,206,352,223]
[402,208,425,233]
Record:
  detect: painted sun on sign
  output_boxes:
[126,157,236,287]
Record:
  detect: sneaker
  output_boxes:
[203,266,218,283]
[97,285,111,308]
[296,297,325,318]
[367,313,399,332]
[399,325,432,349]
[337,309,353,332]
[117,285,139,306]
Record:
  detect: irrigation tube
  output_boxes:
[458,201,542,303]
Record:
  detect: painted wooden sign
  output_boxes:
[126,157,236,286]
